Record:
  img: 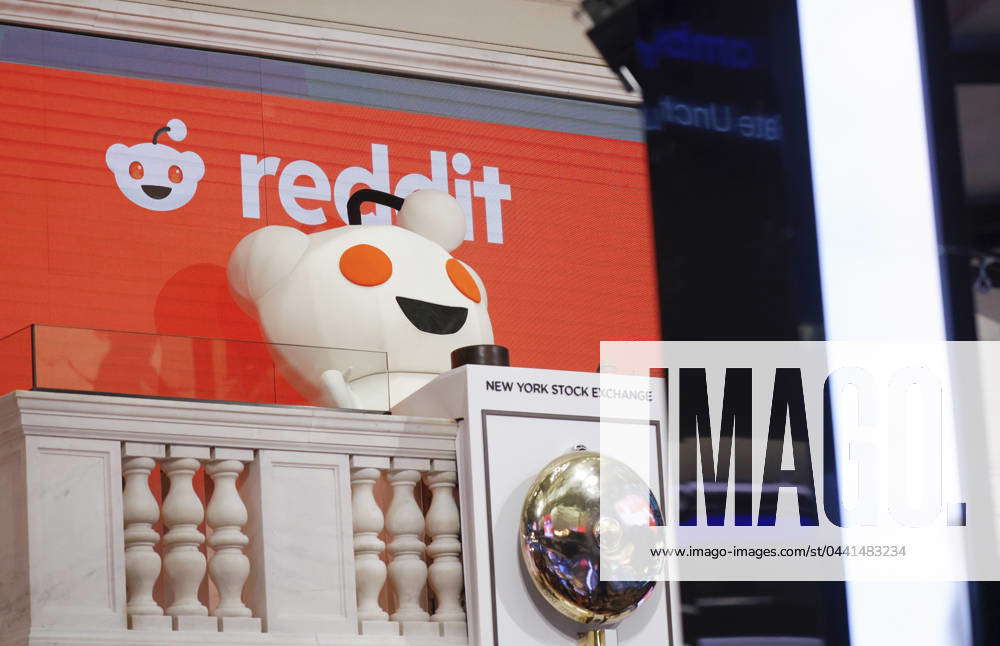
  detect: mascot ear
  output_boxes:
[227,226,309,316]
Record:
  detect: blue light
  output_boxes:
[636,23,757,71]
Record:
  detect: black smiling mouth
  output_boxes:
[141,185,172,199]
[396,297,468,335]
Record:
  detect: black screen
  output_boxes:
[632,0,824,341]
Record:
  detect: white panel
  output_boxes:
[257,450,356,634]
[24,436,124,631]
[410,366,679,646]
[483,413,669,646]
[0,441,29,635]
[797,0,972,644]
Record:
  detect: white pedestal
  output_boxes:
[394,365,680,646]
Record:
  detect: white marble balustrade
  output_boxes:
[350,456,390,625]
[425,460,466,626]
[0,389,465,646]
[349,455,468,642]
[121,443,260,634]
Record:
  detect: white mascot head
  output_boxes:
[227,188,494,409]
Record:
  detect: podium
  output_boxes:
[394,365,680,646]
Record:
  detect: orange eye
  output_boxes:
[168,165,183,183]
[129,161,144,180]
[340,244,392,286]
[446,258,481,303]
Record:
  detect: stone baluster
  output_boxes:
[161,447,209,617]
[351,456,390,622]
[387,458,431,623]
[122,447,163,618]
[206,449,254,619]
[425,460,466,623]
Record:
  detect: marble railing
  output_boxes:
[0,390,467,646]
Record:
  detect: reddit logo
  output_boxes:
[105,118,205,211]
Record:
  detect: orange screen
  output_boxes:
[0,58,658,392]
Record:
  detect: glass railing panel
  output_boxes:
[25,325,389,410]
[0,326,34,397]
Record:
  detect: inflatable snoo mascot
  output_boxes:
[227,188,494,409]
